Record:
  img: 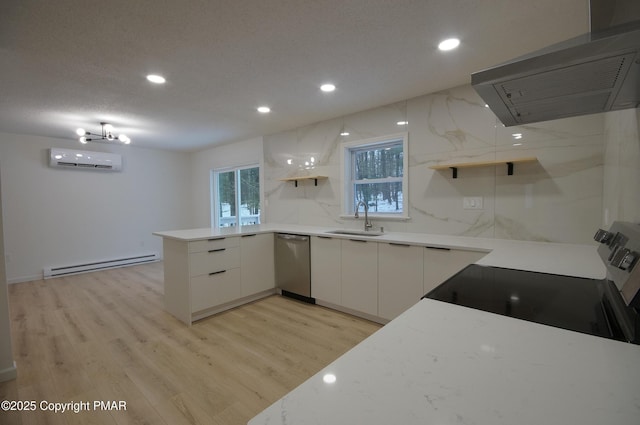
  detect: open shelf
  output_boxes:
[280,175,328,187]
[429,157,537,178]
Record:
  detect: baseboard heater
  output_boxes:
[43,253,159,279]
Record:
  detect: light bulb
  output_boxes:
[119,135,131,144]
[146,74,166,84]
[76,128,86,136]
[257,106,271,114]
[320,83,336,92]
[79,136,87,144]
[438,38,460,51]
[103,123,114,132]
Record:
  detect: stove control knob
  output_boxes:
[594,229,614,244]
[610,248,637,271]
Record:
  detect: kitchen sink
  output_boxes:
[326,229,384,237]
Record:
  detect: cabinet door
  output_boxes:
[423,248,486,293]
[378,243,424,320]
[191,268,242,312]
[311,236,341,304]
[240,233,275,296]
[340,239,378,316]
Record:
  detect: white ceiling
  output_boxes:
[0,0,589,152]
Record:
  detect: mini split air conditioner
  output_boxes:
[49,148,122,171]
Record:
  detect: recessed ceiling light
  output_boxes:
[340,132,350,136]
[397,121,408,126]
[146,74,166,84]
[320,83,336,92]
[438,38,460,51]
[257,106,271,114]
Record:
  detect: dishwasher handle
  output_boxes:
[277,233,309,242]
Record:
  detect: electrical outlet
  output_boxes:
[463,197,483,210]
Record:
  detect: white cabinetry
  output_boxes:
[378,243,424,320]
[240,233,275,296]
[162,234,276,325]
[310,236,341,305]
[189,237,241,314]
[340,239,378,316]
[423,247,486,293]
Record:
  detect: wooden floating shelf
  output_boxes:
[280,175,328,187]
[430,157,537,178]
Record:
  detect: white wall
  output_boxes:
[0,172,16,381]
[190,137,264,227]
[263,84,606,244]
[0,132,193,283]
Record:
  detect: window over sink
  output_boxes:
[341,133,408,219]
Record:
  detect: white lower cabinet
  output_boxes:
[191,268,242,312]
[162,233,277,325]
[378,243,424,320]
[188,237,240,314]
[310,236,341,305]
[340,239,378,316]
[423,247,486,294]
[240,233,275,296]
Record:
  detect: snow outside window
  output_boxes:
[212,165,260,228]
[342,133,408,218]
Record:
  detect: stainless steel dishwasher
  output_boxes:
[275,233,314,303]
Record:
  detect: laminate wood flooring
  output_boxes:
[0,262,382,425]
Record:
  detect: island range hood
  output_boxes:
[472,0,640,126]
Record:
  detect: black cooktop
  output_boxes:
[424,264,619,340]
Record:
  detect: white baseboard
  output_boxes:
[7,274,42,284]
[0,361,17,382]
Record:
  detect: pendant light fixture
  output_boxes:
[75,122,131,144]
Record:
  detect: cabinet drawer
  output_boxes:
[191,268,241,313]
[190,246,240,277]
[189,237,239,253]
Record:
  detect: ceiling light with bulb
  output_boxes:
[75,122,131,145]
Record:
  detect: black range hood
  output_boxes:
[472,1,640,126]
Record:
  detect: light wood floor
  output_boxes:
[0,262,381,425]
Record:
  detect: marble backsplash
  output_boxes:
[264,84,612,244]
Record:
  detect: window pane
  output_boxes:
[239,167,260,226]
[217,170,236,227]
[354,143,403,180]
[353,182,403,213]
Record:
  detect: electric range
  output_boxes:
[424,221,640,344]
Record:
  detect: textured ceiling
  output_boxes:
[0,0,589,152]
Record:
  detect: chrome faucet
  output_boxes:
[354,200,373,231]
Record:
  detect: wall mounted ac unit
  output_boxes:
[49,148,122,171]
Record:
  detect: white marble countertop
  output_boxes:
[153,223,605,279]
[249,298,640,425]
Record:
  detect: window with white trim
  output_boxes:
[212,165,260,228]
[342,133,408,218]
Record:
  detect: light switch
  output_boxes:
[463,197,483,210]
